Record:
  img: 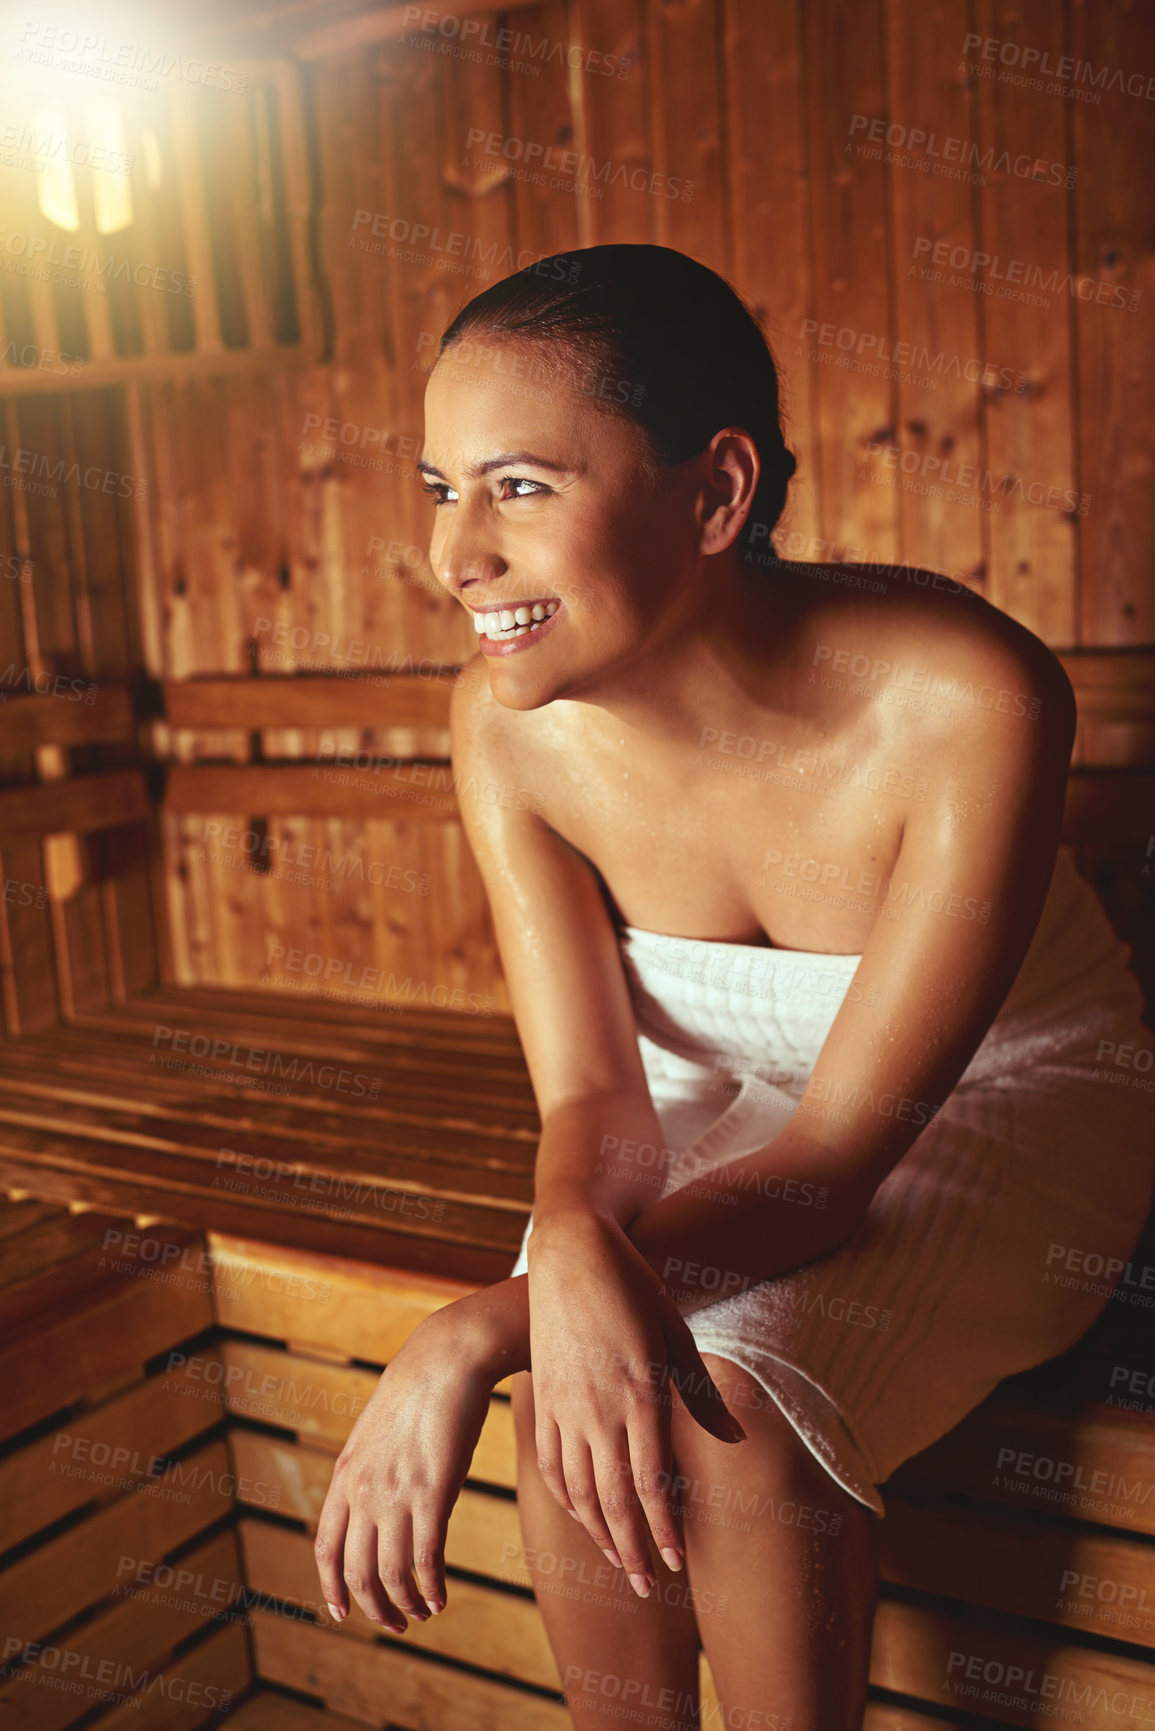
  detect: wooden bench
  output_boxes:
[0,657,1153,1728]
[2,1199,1152,1730]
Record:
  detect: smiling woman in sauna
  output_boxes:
[314,245,1154,1728]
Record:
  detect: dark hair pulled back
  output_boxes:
[438,243,797,552]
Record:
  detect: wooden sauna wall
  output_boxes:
[4,0,1153,1009]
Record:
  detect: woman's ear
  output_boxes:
[695,428,760,555]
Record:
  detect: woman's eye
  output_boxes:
[498,476,550,500]
[419,480,457,505]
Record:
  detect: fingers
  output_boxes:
[410,1502,449,1617]
[588,1441,659,1597]
[313,1492,350,1624]
[626,1411,685,1573]
[662,1303,747,1444]
[343,1514,406,1631]
[376,1507,435,1626]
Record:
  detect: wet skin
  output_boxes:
[315,337,1076,1712]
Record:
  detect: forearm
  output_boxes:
[532,1091,672,1229]
[625,1125,869,1314]
[464,1130,867,1379]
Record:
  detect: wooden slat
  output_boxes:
[870,1597,1155,1730]
[209,1236,480,1354]
[88,1619,250,1731]
[0,1529,243,1731]
[0,771,151,840]
[164,762,460,820]
[229,1432,528,1582]
[241,1519,560,1686]
[881,1493,1155,1648]
[219,1340,516,1483]
[893,1390,1155,1536]
[1062,770,1155,845]
[0,1227,214,1440]
[164,672,456,730]
[0,686,136,751]
[0,345,310,395]
[250,1610,569,1731]
[0,1353,218,1553]
[0,1437,235,1647]
[225,1694,370,1731]
[0,1142,522,1287]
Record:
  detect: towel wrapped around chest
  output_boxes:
[511,847,1155,1513]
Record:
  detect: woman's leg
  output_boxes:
[511,1369,703,1731]
[669,1353,879,1731]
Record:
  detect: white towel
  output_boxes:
[511,848,1155,1514]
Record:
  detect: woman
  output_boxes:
[314,245,1153,1729]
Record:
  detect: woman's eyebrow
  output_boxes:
[416,450,574,480]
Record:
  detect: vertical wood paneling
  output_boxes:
[723,0,818,550]
[2,16,1134,1007]
[885,0,985,586]
[647,0,726,260]
[972,0,1078,639]
[801,0,897,562]
[571,0,649,244]
[1072,0,1155,646]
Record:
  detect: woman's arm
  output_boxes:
[535,631,1077,1313]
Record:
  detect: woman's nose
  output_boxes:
[436,510,507,596]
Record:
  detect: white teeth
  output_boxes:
[473,599,560,641]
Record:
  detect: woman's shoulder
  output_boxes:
[786,558,1074,731]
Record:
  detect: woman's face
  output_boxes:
[421,338,702,709]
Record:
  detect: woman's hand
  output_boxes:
[526,1208,746,1597]
[313,1300,502,1632]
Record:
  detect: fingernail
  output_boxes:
[566,1508,582,1520]
[602,1545,623,1568]
[426,1600,444,1616]
[629,1573,655,1598]
[660,1546,684,1572]
[326,1603,346,1622]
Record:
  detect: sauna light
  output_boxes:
[142,125,163,192]
[88,102,134,235]
[34,105,79,232]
